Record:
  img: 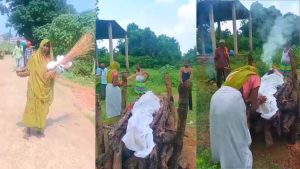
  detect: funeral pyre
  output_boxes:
[96,80,192,169]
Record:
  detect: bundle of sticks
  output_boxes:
[97,76,191,169]
[60,33,94,65]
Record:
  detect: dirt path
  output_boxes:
[198,118,300,169]
[0,56,95,169]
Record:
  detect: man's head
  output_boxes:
[219,39,225,48]
[17,40,20,47]
[100,63,105,69]
[136,64,141,71]
[184,60,189,68]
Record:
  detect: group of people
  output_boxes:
[13,39,33,70]
[96,62,150,118]
[209,39,293,168]
[97,60,194,118]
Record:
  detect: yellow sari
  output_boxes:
[22,39,55,129]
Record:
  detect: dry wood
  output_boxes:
[121,72,128,114]
[96,94,105,169]
[112,143,123,169]
[169,81,191,169]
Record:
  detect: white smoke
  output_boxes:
[261,15,296,67]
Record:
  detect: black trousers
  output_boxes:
[216,68,229,88]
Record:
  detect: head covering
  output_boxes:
[219,39,225,44]
[107,61,120,83]
[26,39,54,103]
[223,65,259,89]
[26,41,32,48]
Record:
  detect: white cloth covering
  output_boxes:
[105,83,121,118]
[257,70,284,119]
[210,86,252,169]
[46,55,72,73]
[121,91,160,158]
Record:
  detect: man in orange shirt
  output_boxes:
[214,39,230,88]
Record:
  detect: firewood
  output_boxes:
[169,81,191,169]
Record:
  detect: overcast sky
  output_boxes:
[1,1,299,54]
[97,0,299,54]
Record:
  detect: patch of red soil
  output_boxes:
[252,132,300,169]
[56,77,95,111]
[182,127,197,169]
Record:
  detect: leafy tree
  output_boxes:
[0,0,8,15]
[6,0,76,43]
[156,34,181,64]
[116,22,181,65]
[183,47,197,63]
[33,10,96,56]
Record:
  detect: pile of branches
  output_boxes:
[96,77,192,169]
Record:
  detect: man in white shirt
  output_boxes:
[96,63,108,99]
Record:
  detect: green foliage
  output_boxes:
[33,10,96,56]
[183,46,197,63]
[98,54,180,69]
[159,64,175,76]
[70,58,94,77]
[197,149,220,169]
[6,0,76,42]
[116,23,182,65]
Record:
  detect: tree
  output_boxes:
[117,22,182,65]
[0,0,8,15]
[6,0,76,43]
[33,10,96,56]
[156,34,181,64]
[183,47,197,62]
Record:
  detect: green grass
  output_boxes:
[99,66,197,128]
[63,71,94,87]
[0,41,15,54]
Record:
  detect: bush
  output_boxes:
[98,54,183,69]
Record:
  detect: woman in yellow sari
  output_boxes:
[18,39,56,139]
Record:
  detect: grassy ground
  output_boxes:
[196,49,300,169]
[63,71,94,87]
[0,41,15,53]
[99,66,197,128]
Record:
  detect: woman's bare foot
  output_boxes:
[36,129,45,138]
[23,127,30,140]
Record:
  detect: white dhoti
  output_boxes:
[105,83,121,118]
[210,86,252,169]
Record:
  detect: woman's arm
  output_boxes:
[46,69,57,80]
[143,71,149,82]
[127,73,136,81]
[180,67,183,83]
[16,68,30,77]
[189,68,192,80]
[249,87,260,112]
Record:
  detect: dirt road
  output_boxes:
[0,56,95,169]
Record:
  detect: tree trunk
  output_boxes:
[169,81,191,168]
[96,94,104,169]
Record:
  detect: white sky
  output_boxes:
[97,0,299,54]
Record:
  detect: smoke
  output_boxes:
[261,15,296,67]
